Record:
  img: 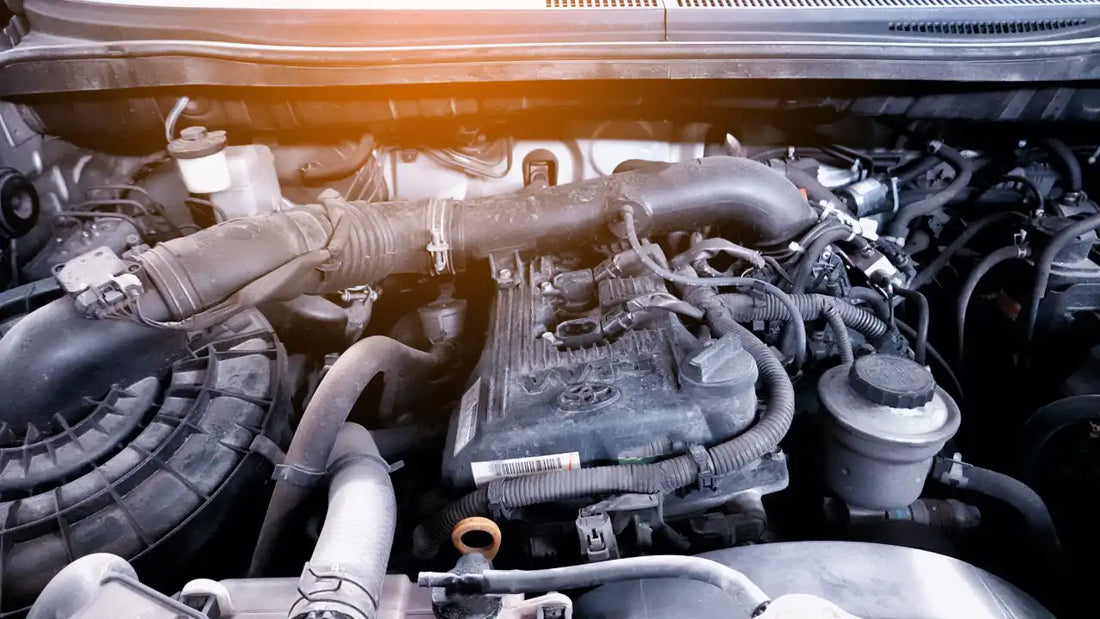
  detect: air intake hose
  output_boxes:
[127,157,813,325]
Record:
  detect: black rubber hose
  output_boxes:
[782,165,845,209]
[891,155,942,186]
[419,556,770,609]
[886,143,974,239]
[957,245,1029,362]
[894,288,929,365]
[1021,395,1100,485]
[790,226,852,294]
[847,286,891,323]
[250,336,449,575]
[1024,213,1100,340]
[931,458,1061,562]
[1041,139,1082,193]
[896,319,963,401]
[720,293,890,340]
[974,175,1045,214]
[300,134,376,185]
[822,304,854,365]
[910,211,1026,290]
[412,291,795,558]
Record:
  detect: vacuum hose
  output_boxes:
[124,157,814,325]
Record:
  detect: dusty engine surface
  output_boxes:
[443,255,760,490]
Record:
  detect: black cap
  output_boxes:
[848,354,935,408]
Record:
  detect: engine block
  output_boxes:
[442,255,760,489]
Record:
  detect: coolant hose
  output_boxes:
[124,157,814,324]
[895,288,929,365]
[910,211,1027,290]
[956,245,1030,361]
[27,554,139,619]
[250,337,449,575]
[1041,139,1082,193]
[420,555,770,609]
[931,458,1062,562]
[290,423,396,619]
[412,289,795,558]
[886,143,974,239]
[720,293,890,341]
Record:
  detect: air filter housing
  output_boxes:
[0,308,288,613]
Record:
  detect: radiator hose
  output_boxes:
[117,157,814,326]
[412,285,795,558]
[289,423,396,619]
[250,337,449,575]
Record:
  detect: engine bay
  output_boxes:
[0,93,1097,617]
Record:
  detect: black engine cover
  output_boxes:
[442,256,758,489]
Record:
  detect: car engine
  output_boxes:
[1,13,1100,612]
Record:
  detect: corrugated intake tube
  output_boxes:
[120,157,813,326]
[412,285,795,558]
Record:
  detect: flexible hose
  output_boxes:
[896,319,964,401]
[890,155,941,186]
[419,555,769,609]
[790,226,852,294]
[932,458,1061,562]
[783,165,845,210]
[1041,139,1082,193]
[620,208,807,372]
[720,293,890,340]
[412,291,795,558]
[250,337,448,575]
[886,143,974,239]
[847,287,891,323]
[956,245,1029,362]
[894,288,929,365]
[300,134,377,186]
[910,211,1026,290]
[290,423,396,619]
[822,304,854,365]
[1024,213,1100,340]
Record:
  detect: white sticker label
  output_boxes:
[453,378,481,456]
[471,452,581,487]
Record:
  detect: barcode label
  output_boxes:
[454,378,481,456]
[471,452,581,486]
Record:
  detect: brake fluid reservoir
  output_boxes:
[817,354,961,510]
[169,126,232,194]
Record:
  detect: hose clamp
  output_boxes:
[427,198,455,275]
[689,444,719,492]
[485,481,513,520]
[271,463,327,488]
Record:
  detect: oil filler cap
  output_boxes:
[848,354,935,408]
